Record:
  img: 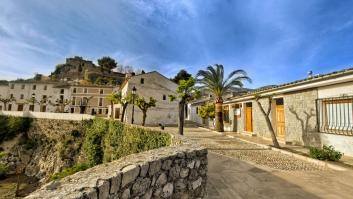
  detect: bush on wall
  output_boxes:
[0,116,32,143]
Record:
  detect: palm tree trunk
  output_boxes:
[110,102,114,119]
[215,101,224,132]
[142,111,147,126]
[178,101,185,135]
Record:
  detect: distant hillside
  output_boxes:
[49,56,126,85]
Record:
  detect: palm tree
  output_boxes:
[106,92,121,119]
[197,64,251,132]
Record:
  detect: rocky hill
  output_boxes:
[49,56,126,85]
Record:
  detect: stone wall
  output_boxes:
[25,134,208,199]
[283,89,318,145]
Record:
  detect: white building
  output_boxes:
[110,71,179,126]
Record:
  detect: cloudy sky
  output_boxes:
[1,0,353,88]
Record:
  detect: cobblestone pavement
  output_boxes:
[183,127,323,171]
[170,126,353,199]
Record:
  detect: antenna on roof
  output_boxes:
[307,70,313,78]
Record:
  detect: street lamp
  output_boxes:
[131,86,137,124]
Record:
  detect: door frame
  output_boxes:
[244,102,253,133]
[274,98,285,139]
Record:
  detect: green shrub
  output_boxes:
[50,163,90,180]
[103,121,171,161]
[0,163,8,179]
[83,118,108,166]
[0,116,32,144]
[309,145,343,161]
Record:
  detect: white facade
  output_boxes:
[111,72,179,126]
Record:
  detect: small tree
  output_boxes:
[255,95,280,148]
[106,92,121,119]
[135,96,157,126]
[97,57,117,73]
[172,69,192,84]
[198,102,215,126]
[0,95,15,111]
[170,77,200,135]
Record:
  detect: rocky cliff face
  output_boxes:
[0,119,88,182]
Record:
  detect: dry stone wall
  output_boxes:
[25,134,208,199]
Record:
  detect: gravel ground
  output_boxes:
[184,128,326,171]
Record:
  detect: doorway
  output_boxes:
[244,102,253,132]
[275,98,285,138]
[115,108,120,119]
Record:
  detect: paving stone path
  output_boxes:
[175,126,353,199]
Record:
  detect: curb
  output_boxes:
[196,127,348,171]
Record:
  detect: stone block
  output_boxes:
[148,160,162,176]
[132,178,151,195]
[140,163,149,177]
[180,168,189,178]
[162,159,173,170]
[97,179,110,199]
[121,165,140,188]
[169,165,181,180]
[192,177,202,190]
[162,183,174,198]
[187,160,195,169]
[155,172,168,187]
[110,174,122,194]
[121,188,131,199]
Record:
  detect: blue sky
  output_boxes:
[1,0,353,88]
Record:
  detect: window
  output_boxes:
[0,105,2,111]
[33,85,36,90]
[163,95,166,100]
[73,88,77,93]
[140,78,144,84]
[20,94,24,99]
[21,85,25,89]
[99,98,103,106]
[29,105,34,111]
[232,104,242,118]
[44,85,47,90]
[10,94,13,98]
[223,105,230,123]
[8,104,12,111]
[60,95,64,102]
[40,105,46,112]
[17,104,24,111]
[84,88,88,93]
[42,95,47,100]
[99,109,102,115]
[72,97,76,105]
[196,107,199,114]
[71,108,75,113]
[10,84,14,89]
[106,109,109,114]
[317,97,353,135]
[100,89,104,94]
[60,89,64,94]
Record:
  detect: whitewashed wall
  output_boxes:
[0,111,94,121]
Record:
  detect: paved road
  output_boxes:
[177,126,353,199]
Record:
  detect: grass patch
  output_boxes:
[50,163,90,180]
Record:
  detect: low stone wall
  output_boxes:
[0,111,95,121]
[25,134,208,199]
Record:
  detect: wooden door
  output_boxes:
[114,108,120,119]
[245,106,253,132]
[276,105,285,138]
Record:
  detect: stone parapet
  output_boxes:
[25,133,208,199]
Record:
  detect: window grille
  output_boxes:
[316,96,353,136]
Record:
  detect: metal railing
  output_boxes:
[316,96,353,136]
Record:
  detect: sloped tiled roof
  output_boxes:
[229,67,353,100]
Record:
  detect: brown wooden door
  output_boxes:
[245,106,253,132]
[276,105,285,138]
[114,108,120,119]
